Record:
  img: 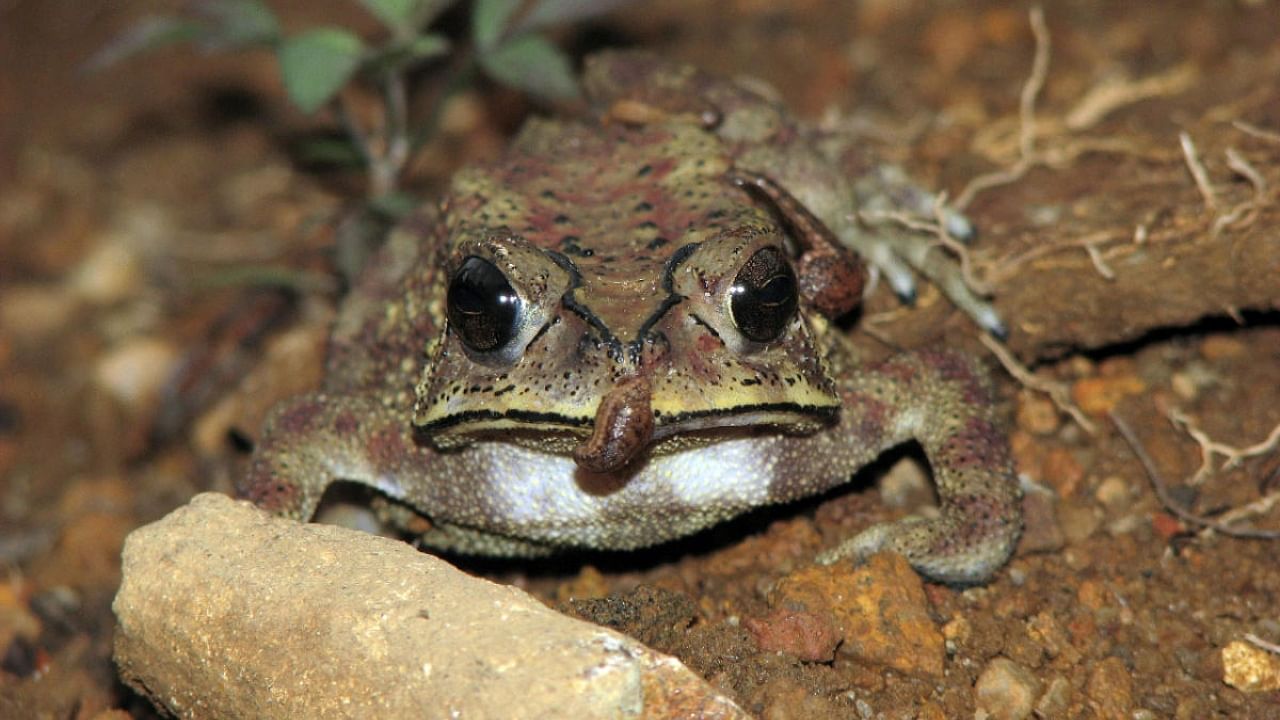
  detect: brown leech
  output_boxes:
[573,374,654,474]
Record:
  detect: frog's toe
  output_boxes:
[941,207,975,243]
[817,515,1017,586]
[861,240,919,304]
[857,231,1004,335]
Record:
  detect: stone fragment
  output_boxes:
[1222,640,1280,692]
[1085,657,1134,720]
[743,606,839,662]
[974,657,1040,720]
[772,554,944,677]
[113,493,745,720]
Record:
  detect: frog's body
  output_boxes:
[240,52,1021,584]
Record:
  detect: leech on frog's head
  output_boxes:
[572,374,654,474]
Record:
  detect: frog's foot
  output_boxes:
[820,349,1023,584]
[849,166,1006,338]
[816,509,1018,586]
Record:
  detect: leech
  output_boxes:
[573,375,654,474]
[727,170,865,318]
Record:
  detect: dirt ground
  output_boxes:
[3,1,1279,717]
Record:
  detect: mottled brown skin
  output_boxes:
[240,52,1021,584]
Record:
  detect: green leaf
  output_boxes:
[472,0,521,50]
[277,28,365,114]
[480,33,579,100]
[364,33,449,76]
[359,0,457,32]
[509,0,638,36]
[407,33,451,60]
[87,16,206,71]
[195,0,280,46]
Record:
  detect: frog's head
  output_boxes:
[413,126,862,475]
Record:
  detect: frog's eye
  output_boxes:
[447,256,521,354]
[729,246,798,343]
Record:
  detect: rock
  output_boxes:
[112,493,746,720]
[1025,612,1082,665]
[1221,640,1280,692]
[1085,657,1134,720]
[1033,675,1072,718]
[743,606,840,662]
[1015,390,1060,436]
[70,238,141,305]
[93,337,178,412]
[1017,479,1065,554]
[1094,475,1133,514]
[771,554,944,677]
[1071,375,1146,416]
[1057,501,1101,545]
[974,657,1040,720]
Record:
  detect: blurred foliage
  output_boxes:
[94,0,635,197]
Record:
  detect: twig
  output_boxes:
[1178,131,1218,212]
[1211,148,1268,236]
[979,333,1097,434]
[987,229,1128,283]
[1232,120,1280,144]
[954,6,1049,209]
[1064,64,1197,131]
[1083,241,1115,280]
[372,72,411,199]
[1245,633,1280,656]
[1110,412,1280,540]
[1018,6,1051,161]
[1168,409,1280,486]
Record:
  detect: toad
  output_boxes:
[239,52,1021,584]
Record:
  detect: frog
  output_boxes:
[238,51,1021,584]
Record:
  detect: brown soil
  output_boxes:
[3,1,1279,718]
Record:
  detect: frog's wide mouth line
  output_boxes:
[414,401,837,439]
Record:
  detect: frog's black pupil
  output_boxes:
[447,256,520,353]
[730,247,798,343]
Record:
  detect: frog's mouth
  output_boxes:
[420,373,836,474]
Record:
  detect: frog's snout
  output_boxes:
[572,374,654,474]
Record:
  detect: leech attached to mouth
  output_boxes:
[572,374,654,474]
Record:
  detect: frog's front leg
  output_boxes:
[238,393,413,522]
[820,349,1022,584]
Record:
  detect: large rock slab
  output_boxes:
[112,493,744,719]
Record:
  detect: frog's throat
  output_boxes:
[572,374,653,474]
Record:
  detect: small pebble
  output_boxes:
[1086,657,1134,719]
[1015,390,1060,436]
[1034,676,1072,718]
[93,337,179,411]
[1094,475,1132,513]
[974,657,1040,720]
[1222,640,1280,692]
[70,237,141,305]
[1058,501,1101,544]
